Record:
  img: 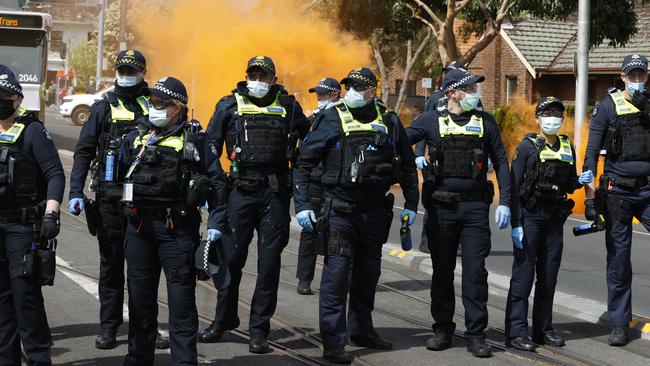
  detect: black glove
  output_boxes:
[632,90,650,119]
[584,199,597,221]
[40,212,60,240]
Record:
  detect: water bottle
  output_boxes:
[104,150,114,182]
[400,215,412,251]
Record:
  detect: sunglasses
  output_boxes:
[150,99,175,110]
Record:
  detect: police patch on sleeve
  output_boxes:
[592,105,599,117]
[43,128,52,141]
[513,148,519,161]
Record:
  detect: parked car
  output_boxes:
[59,86,113,125]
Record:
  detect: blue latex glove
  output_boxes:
[511,227,524,250]
[495,205,511,230]
[207,229,223,242]
[69,198,84,216]
[415,156,428,170]
[400,209,417,226]
[578,170,594,185]
[297,210,316,232]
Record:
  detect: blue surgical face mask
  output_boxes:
[626,81,645,96]
[459,91,481,112]
[247,80,271,98]
[539,116,563,135]
[149,106,171,127]
[116,75,140,88]
[344,88,368,109]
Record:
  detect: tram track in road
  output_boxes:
[54,262,329,366]
[279,247,610,366]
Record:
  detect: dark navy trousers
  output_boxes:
[213,184,290,337]
[0,222,51,366]
[505,207,565,338]
[319,206,387,350]
[123,211,198,366]
[96,200,126,333]
[426,200,491,339]
[604,186,650,326]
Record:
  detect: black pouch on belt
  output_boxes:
[11,248,36,279]
[186,174,212,207]
[38,239,57,286]
[84,197,99,236]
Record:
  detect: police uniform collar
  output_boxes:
[114,80,149,99]
[347,100,379,123]
[235,81,282,106]
[152,119,186,139]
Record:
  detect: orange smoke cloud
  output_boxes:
[131,0,371,125]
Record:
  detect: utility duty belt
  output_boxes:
[0,202,45,223]
[601,175,650,189]
[431,181,494,204]
[232,173,285,192]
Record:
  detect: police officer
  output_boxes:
[0,65,65,365]
[294,67,419,364]
[583,54,650,347]
[202,56,310,352]
[68,50,168,350]
[416,61,482,254]
[296,77,341,296]
[505,97,593,351]
[406,67,512,358]
[120,77,225,365]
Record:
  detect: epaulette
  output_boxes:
[607,87,619,94]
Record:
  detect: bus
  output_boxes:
[0,10,52,119]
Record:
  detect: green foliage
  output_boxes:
[68,42,97,89]
[457,0,648,48]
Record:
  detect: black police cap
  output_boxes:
[535,96,565,115]
[340,67,378,89]
[309,77,341,94]
[622,54,648,75]
[441,68,485,93]
[115,50,146,72]
[246,55,276,76]
[149,77,188,104]
[442,60,465,72]
[0,64,22,96]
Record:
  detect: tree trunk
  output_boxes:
[395,30,432,114]
[371,32,390,102]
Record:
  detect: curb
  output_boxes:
[380,243,650,341]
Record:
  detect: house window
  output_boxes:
[51,31,63,53]
[395,79,417,96]
[506,75,518,105]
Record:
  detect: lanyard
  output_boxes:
[125,130,161,179]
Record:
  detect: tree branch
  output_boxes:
[395,29,432,114]
[405,3,439,38]
[370,31,390,102]
[460,0,516,65]
[455,0,473,13]
[411,0,444,28]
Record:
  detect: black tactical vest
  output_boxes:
[429,114,487,179]
[0,116,46,208]
[605,89,650,163]
[320,102,400,187]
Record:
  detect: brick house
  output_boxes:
[469,4,650,110]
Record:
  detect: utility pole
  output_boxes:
[119,0,127,51]
[574,0,590,162]
[96,0,106,85]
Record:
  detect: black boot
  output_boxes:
[297,280,313,295]
[323,348,354,364]
[533,331,565,347]
[425,329,452,351]
[506,336,537,351]
[95,329,117,350]
[155,331,170,349]
[249,334,271,354]
[199,319,239,343]
[467,339,492,358]
[608,326,629,347]
[350,333,393,350]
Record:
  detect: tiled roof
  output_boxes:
[550,6,650,71]
[503,19,576,69]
